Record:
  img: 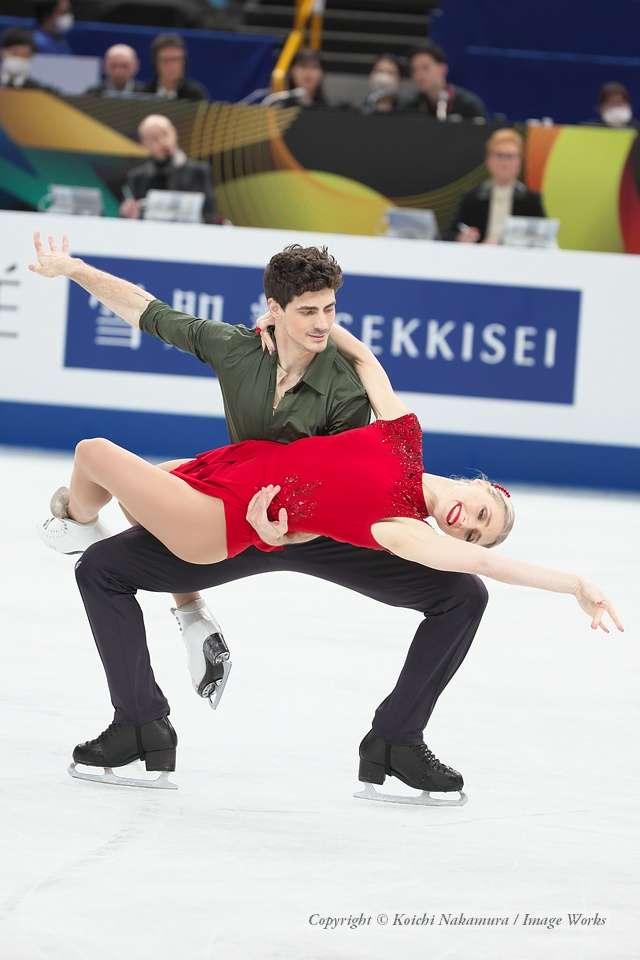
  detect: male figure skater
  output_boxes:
[32,233,487,799]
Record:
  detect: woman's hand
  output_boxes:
[246,485,288,546]
[28,231,76,278]
[255,309,276,355]
[575,578,624,634]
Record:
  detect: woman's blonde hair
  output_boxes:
[485,128,523,158]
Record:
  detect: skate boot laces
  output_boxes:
[410,743,453,774]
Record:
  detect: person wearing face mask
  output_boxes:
[0,27,56,91]
[593,82,637,129]
[362,54,402,114]
[33,0,74,56]
[119,114,216,223]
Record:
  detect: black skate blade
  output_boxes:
[204,659,232,710]
[68,762,178,790]
[353,782,467,806]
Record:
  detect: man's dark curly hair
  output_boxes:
[264,245,343,309]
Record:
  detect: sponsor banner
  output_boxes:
[65,255,580,405]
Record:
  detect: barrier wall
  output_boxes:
[1,211,638,490]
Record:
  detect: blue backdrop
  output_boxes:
[430,0,640,123]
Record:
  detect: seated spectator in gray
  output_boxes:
[593,82,637,128]
[33,0,73,55]
[1,27,54,90]
[285,48,330,108]
[403,41,486,120]
[142,34,207,101]
[120,114,216,223]
[362,54,402,114]
[448,129,545,244]
[86,44,145,97]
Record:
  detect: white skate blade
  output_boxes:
[68,762,177,790]
[353,782,468,807]
[206,659,232,710]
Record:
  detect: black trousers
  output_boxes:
[74,528,488,744]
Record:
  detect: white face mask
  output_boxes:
[2,55,30,80]
[55,13,75,33]
[369,70,399,96]
[602,105,632,127]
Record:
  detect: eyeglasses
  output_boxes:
[490,151,521,160]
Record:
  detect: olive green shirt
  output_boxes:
[139,300,371,443]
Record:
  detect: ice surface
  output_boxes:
[1,446,638,960]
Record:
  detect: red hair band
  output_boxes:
[492,482,511,499]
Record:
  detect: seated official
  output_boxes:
[33,0,73,55]
[142,33,207,102]
[591,82,637,129]
[284,48,331,108]
[448,128,545,244]
[120,114,216,224]
[403,41,486,121]
[86,44,145,97]
[0,28,56,91]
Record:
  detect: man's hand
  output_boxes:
[120,198,142,220]
[28,231,77,279]
[246,484,288,546]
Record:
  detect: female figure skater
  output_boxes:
[39,312,622,632]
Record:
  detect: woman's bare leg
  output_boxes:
[118,458,202,607]
[67,438,228,565]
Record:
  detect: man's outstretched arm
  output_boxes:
[29,231,155,328]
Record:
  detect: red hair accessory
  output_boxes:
[255,326,263,335]
[492,482,511,499]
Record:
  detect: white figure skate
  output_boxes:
[171,599,232,709]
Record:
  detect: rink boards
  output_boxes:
[0,210,638,489]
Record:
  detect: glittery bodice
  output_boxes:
[171,413,427,557]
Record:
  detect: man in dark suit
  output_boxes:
[120,114,216,224]
[403,40,486,120]
[449,128,545,243]
[0,27,55,91]
[86,44,146,98]
[142,33,207,102]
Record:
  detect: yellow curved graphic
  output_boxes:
[217,169,390,235]
[542,126,635,252]
[0,90,146,157]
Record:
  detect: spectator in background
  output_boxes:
[86,44,144,97]
[120,114,216,223]
[143,34,207,101]
[594,82,637,128]
[0,28,53,90]
[287,48,329,107]
[361,54,402,114]
[33,0,73,55]
[404,41,486,121]
[449,128,545,243]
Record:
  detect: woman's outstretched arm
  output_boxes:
[372,518,624,633]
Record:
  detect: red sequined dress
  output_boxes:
[170,413,427,557]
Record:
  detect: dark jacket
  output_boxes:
[403,84,487,120]
[142,77,207,101]
[447,179,546,242]
[0,76,57,92]
[85,80,147,97]
[125,152,216,223]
